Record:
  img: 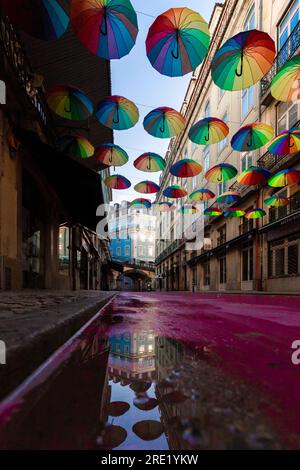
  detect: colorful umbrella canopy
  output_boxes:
[231,123,274,152]
[156,201,174,212]
[211,30,275,91]
[205,163,238,183]
[189,117,229,145]
[57,134,94,159]
[163,185,187,199]
[237,166,270,185]
[130,198,152,209]
[134,153,166,172]
[189,188,215,201]
[133,396,158,412]
[143,107,185,139]
[95,143,129,167]
[268,130,300,156]
[271,54,300,102]
[216,191,240,204]
[170,159,202,178]
[104,401,130,417]
[134,181,160,194]
[101,425,127,448]
[47,85,93,121]
[1,0,69,40]
[180,205,198,214]
[104,174,131,190]
[96,95,139,130]
[264,195,289,207]
[224,208,245,218]
[245,208,266,219]
[267,169,300,188]
[132,420,164,441]
[146,7,210,77]
[204,206,223,216]
[70,0,138,60]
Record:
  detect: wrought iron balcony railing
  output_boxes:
[261,21,300,97]
[155,238,185,265]
[268,190,300,224]
[0,11,56,141]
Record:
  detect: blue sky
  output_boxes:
[111,0,217,204]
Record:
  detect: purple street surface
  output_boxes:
[0,292,300,450]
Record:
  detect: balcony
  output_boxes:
[261,22,300,103]
[217,234,226,246]
[239,219,254,235]
[155,238,185,265]
[268,191,300,224]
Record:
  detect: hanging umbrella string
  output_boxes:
[172,30,180,60]
[99,7,108,36]
[235,50,244,77]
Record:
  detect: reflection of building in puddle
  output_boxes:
[108,332,156,384]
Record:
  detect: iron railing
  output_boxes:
[155,238,185,265]
[0,10,56,141]
[268,190,300,224]
[261,21,300,97]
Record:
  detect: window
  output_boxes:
[205,100,210,118]
[278,0,299,51]
[268,234,300,277]
[219,113,228,152]
[204,261,210,286]
[242,242,254,281]
[217,225,226,245]
[244,5,255,31]
[116,246,121,257]
[58,226,70,274]
[219,254,227,284]
[203,146,210,172]
[242,86,255,119]
[125,245,130,257]
[139,245,144,256]
[277,102,298,133]
[269,189,288,222]
[241,152,253,172]
[218,181,226,195]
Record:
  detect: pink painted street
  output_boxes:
[1,292,300,450]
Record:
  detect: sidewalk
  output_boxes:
[0,291,116,399]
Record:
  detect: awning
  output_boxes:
[18,129,105,231]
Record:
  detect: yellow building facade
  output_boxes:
[155,0,300,293]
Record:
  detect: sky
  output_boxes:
[111,0,217,204]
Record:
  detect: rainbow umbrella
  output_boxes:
[130,198,151,209]
[156,201,174,212]
[189,117,229,145]
[95,144,128,167]
[268,130,300,156]
[180,205,198,214]
[134,181,160,194]
[57,134,94,159]
[268,169,300,188]
[204,206,223,217]
[189,188,215,201]
[146,7,210,77]
[104,174,131,190]
[47,85,93,121]
[205,163,238,183]
[163,185,187,199]
[211,30,275,91]
[216,191,240,204]
[245,208,266,219]
[170,159,202,178]
[70,0,138,60]
[96,95,139,130]
[264,195,289,207]
[224,208,245,218]
[1,0,69,40]
[143,107,185,139]
[237,166,270,185]
[134,153,166,172]
[271,55,300,102]
[231,123,274,152]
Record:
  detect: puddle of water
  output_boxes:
[0,306,283,450]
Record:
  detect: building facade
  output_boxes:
[155,0,300,293]
[0,6,114,291]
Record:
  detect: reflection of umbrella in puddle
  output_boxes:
[101,425,127,449]
[105,401,130,417]
[133,395,158,411]
[132,420,164,441]
[130,381,152,393]
[162,391,187,404]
